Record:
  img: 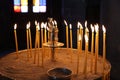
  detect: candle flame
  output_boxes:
[35,20,37,26]
[69,24,72,29]
[64,20,68,26]
[26,24,30,29]
[54,20,57,26]
[41,22,44,28]
[37,23,40,30]
[102,25,106,33]
[85,21,87,28]
[95,24,99,32]
[79,22,83,29]
[28,21,30,27]
[14,24,17,30]
[90,24,94,32]
[84,34,89,42]
[44,22,47,29]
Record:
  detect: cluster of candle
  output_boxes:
[14,21,48,66]
[14,20,106,75]
[64,20,106,75]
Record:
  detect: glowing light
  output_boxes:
[102,25,106,33]
[33,6,40,13]
[39,6,46,13]
[54,20,57,26]
[21,6,28,13]
[26,24,30,29]
[64,20,68,26]
[21,0,28,6]
[33,0,40,6]
[41,22,44,29]
[14,24,17,30]
[90,24,94,32]
[85,21,87,28]
[69,24,72,29]
[37,23,40,30]
[35,20,38,26]
[14,0,20,5]
[14,6,21,12]
[95,24,99,32]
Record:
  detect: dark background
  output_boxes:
[0,0,120,80]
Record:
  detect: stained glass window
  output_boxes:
[33,0,46,13]
[14,0,46,13]
[21,0,28,12]
[14,0,28,13]
[14,0,21,12]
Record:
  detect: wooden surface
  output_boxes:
[0,48,111,80]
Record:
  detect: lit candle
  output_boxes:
[76,24,80,75]
[34,22,39,64]
[35,21,38,48]
[28,22,32,57]
[94,24,99,74]
[64,20,69,48]
[41,22,44,66]
[69,24,72,63]
[90,24,94,73]
[44,22,47,43]
[84,34,89,76]
[70,24,72,49]
[102,25,106,74]
[76,34,81,75]
[41,22,44,47]
[26,24,30,61]
[37,23,40,66]
[37,23,40,48]
[14,24,19,58]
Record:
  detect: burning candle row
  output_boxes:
[64,21,106,75]
[14,20,106,75]
[14,21,48,66]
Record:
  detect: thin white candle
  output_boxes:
[14,24,19,58]
[41,22,44,66]
[69,24,72,63]
[76,34,81,75]
[34,22,40,64]
[76,25,80,75]
[70,24,72,49]
[84,34,89,76]
[26,24,30,61]
[37,23,40,48]
[34,22,39,64]
[37,23,40,66]
[94,24,99,74]
[102,25,106,74]
[35,21,38,49]
[90,24,94,73]
[64,20,69,48]
[28,22,32,57]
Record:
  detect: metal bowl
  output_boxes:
[47,67,72,80]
